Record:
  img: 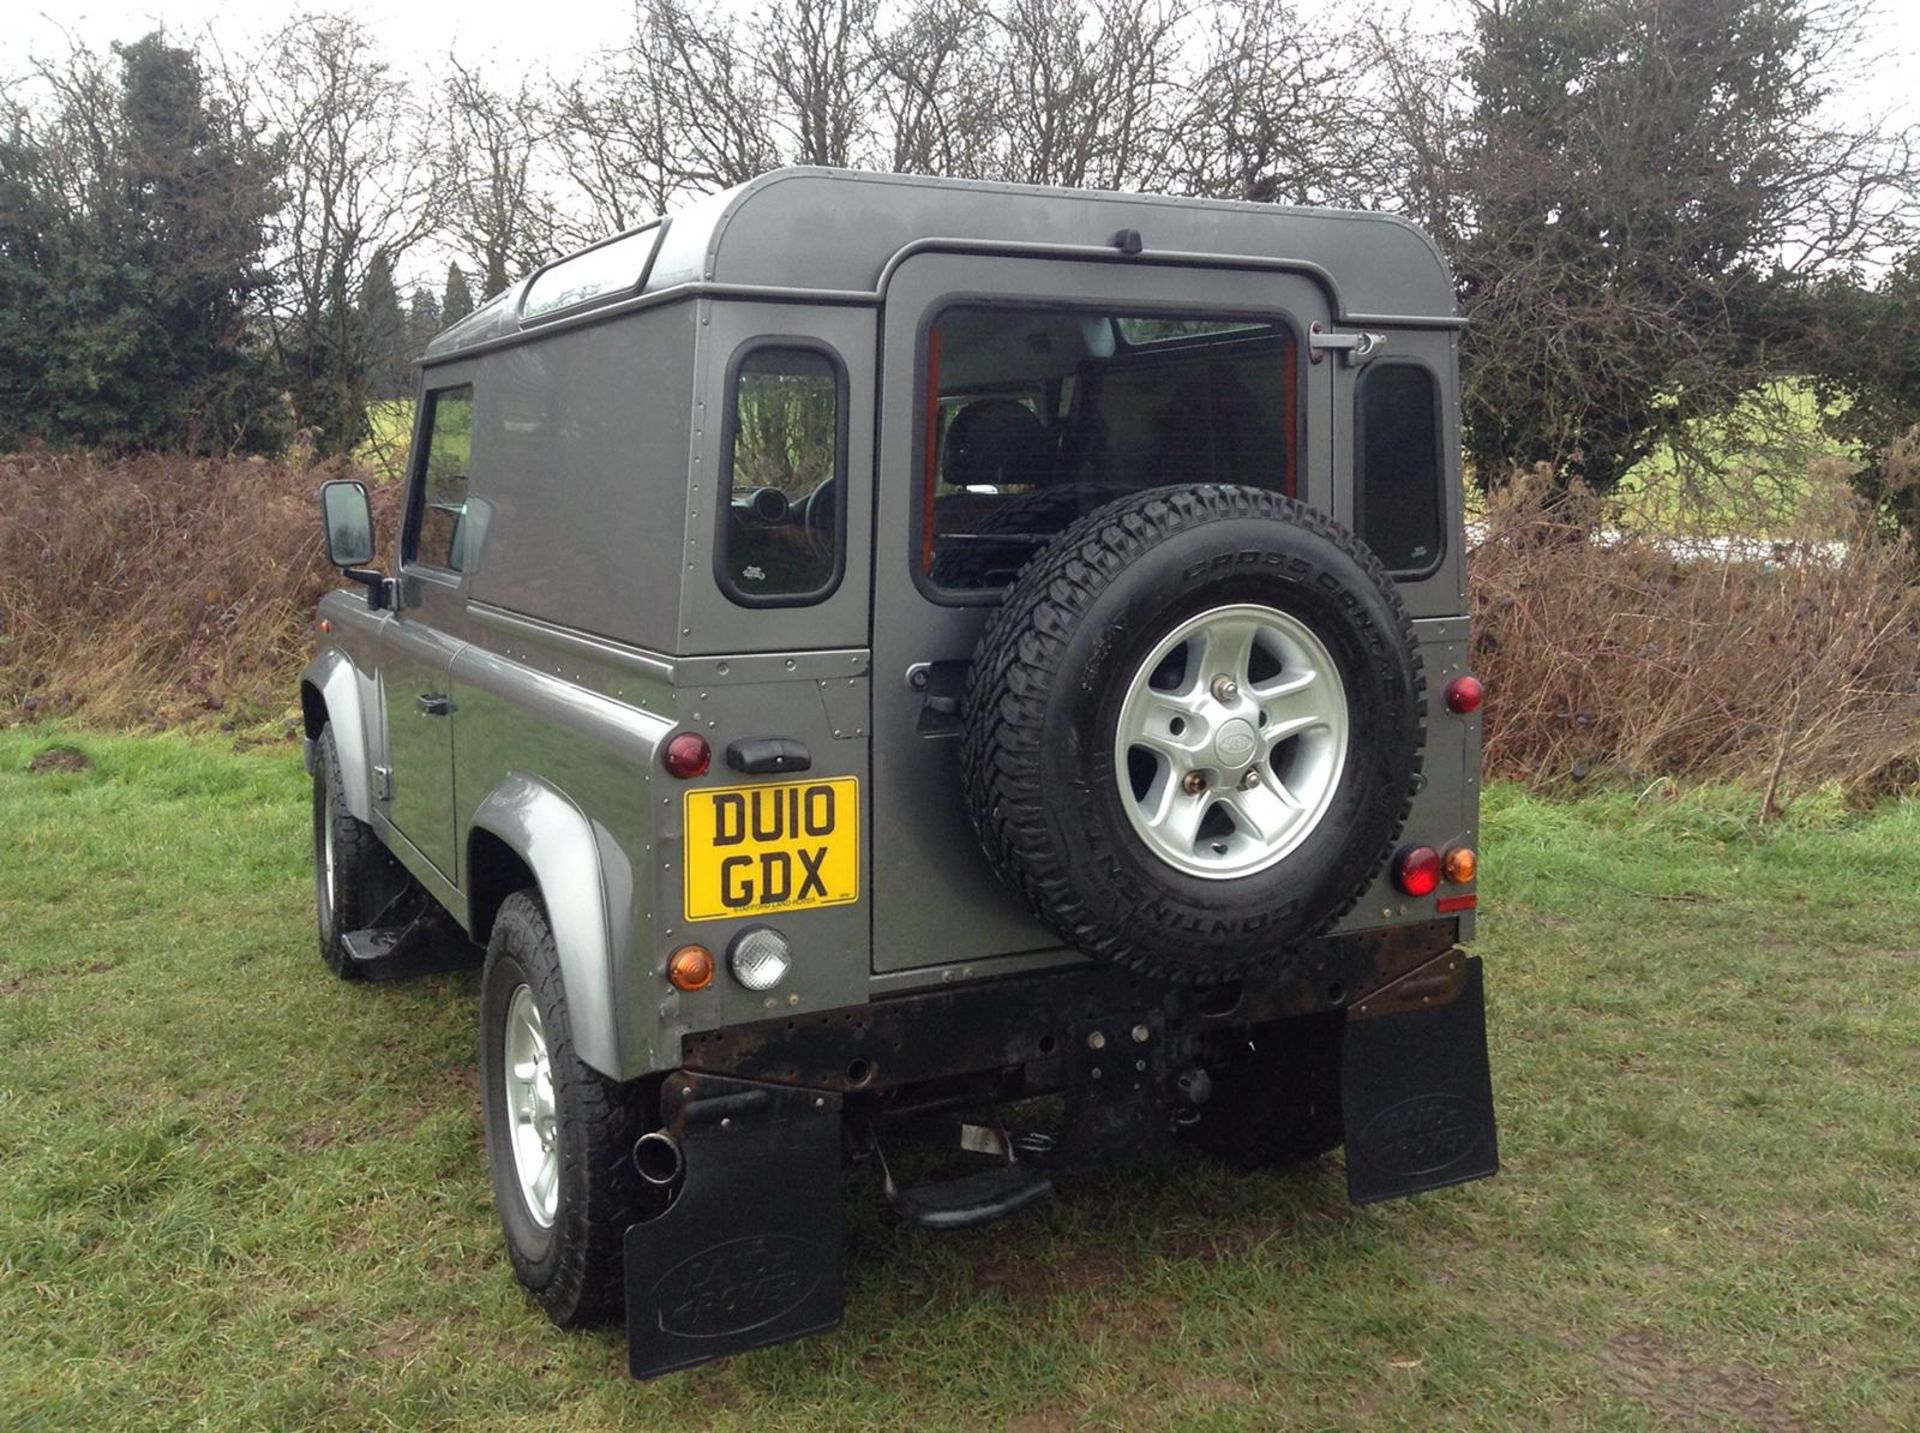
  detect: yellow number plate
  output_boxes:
[682,777,860,921]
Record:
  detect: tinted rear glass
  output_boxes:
[1356,364,1444,574]
[922,305,1299,593]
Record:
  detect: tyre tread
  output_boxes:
[959,485,1426,983]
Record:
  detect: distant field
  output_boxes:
[357,400,414,481]
[3,729,1915,1429]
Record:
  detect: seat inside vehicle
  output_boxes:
[926,306,1299,590]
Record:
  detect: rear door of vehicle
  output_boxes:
[868,253,1335,976]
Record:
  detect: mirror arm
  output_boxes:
[340,566,389,611]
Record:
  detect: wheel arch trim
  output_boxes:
[468,773,635,1079]
[301,647,376,822]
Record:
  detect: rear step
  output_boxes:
[885,1162,1054,1231]
[874,1118,1055,1231]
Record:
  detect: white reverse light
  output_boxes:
[728,927,792,991]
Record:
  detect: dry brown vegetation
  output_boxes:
[2,451,1914,802]
[1471,465,1920,805]
[0,449,399,730]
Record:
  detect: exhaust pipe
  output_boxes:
[632,1129,684,1186]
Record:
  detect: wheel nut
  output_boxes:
[1182,770,1208,795]
[1211,675,1240,702]
[1239,768,1261,790]
[1087,1030,1107,1050]
[1131,1023,1150,1043]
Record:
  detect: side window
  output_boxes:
[719,346,842,605]
[1357,364,1444,575]
[407,384,475,574]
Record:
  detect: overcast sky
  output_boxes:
[13,0,1920,124]
[11,0,1920,290]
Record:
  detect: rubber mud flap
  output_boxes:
[625,1077,844,1378]
[1340,957,1498,1205]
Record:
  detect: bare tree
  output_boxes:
[983,0,1186,191]
[548,69,670,242]
[643,0,782,194]
[240,14,443,452]
[444,57,558,296]
[759,0,880,168]
[1173,0,1393,206]
[870,0,1004,176]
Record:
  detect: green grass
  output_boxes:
[3,731,1916,1430]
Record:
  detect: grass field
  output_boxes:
[2,730,1916,1430]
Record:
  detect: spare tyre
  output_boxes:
[959,485,1424,984]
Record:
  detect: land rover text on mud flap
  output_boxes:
[303,168,1496,1379]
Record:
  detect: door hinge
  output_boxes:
[1308,323,1384,365]
[373,764,393,801]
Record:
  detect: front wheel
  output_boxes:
[479,891,651,1327]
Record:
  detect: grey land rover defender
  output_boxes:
[304,168,1496,1378]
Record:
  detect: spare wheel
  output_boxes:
[959,485,1425,984]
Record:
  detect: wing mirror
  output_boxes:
[318,479,388,610]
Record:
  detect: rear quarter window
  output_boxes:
[717,344,845,606]
[1356,363,1444,576]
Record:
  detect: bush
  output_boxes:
[0,449,399,729]
[1470,465,1920,805]
[2,449,1914,810]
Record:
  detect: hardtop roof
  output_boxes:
[425,167,1458,362]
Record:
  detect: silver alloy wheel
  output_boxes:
[503,983,560,1228]
[1114,602,1350,880]
[319,794,337,927]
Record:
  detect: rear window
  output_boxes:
[1356,364,1444,574]
[922,305,1299,593]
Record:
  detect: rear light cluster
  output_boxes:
[1395,845,1442,897]
[666,931,794,994]
[1394,842,1478,910]
[1389,676,1486,913]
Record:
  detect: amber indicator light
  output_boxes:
[1443,846,1477,884]
[667,944,715,992]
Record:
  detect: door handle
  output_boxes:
[416,693,452,717]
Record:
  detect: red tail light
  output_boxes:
[1445,675,1484,714]
[1394,845,1442,897]
[663,732,710,779]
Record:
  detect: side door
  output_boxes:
[378,378,475,882]
[868,253,1334,976]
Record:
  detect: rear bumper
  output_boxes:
[621,924,1498,1378]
